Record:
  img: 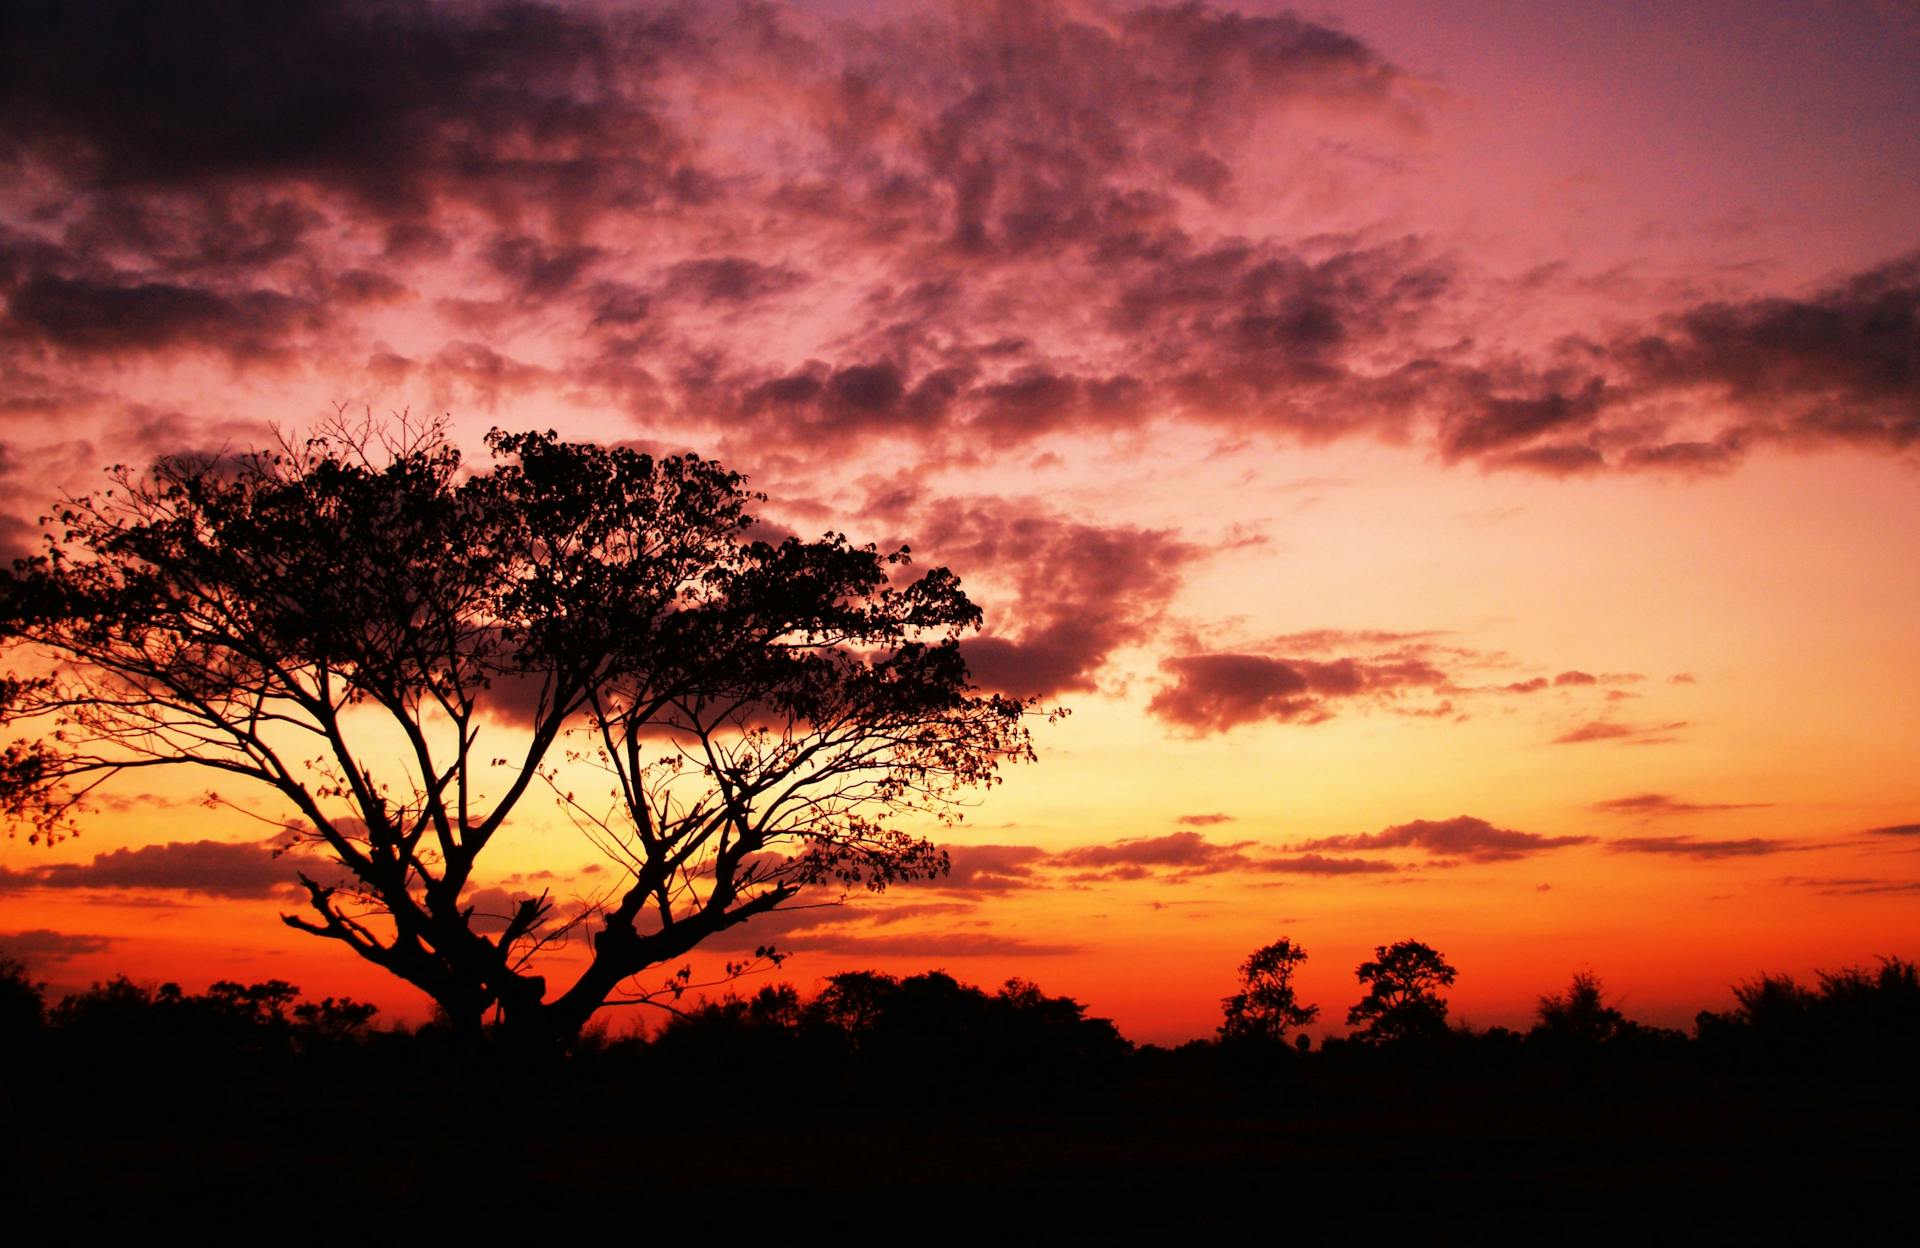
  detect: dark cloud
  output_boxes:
[1151,653,1353,730]
[894,498,1195,698]
[1608,836,1794,859]
[1147,648,1458,732]
[1441,379,1609,460]
[937,844,1051,894]
[1592,793,1770,817]
[0,928,118,964]
[1146,630,1634,734]
[1176,813,1235,827]
[5,0,1912,487]
[0,838,295,897]
[1621,253,1920,456]
[487,236,604,302]
[0,0,685,219]
[5,272,318,361]
[739,360,959,441]
[1292,815,1592,863]
[1867,823,1920,837]
[662,258,807,306]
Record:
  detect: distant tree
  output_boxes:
[1533,970,1627,1044]
[0,955,45,1040]
[0,416,1036,1048]
[1346,939,1457,1045]
[1219,937,1318,1044]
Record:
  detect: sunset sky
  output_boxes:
[2,0,1917,1044]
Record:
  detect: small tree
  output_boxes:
[1533,970,1626,1044]
[0,417,1035,1047]
[1219,937,1318,1044]
[1346,939,1456,1045]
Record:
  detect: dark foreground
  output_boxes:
[4,967,1916,1239]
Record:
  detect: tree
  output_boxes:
[0,416,1035,1047]
[1532,970,1626,1044]
[1346,939,1456,1045]
[1218,937,1318,1044]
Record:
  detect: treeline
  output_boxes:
[4,953,1918,1098]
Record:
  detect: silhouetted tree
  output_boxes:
[1219,937,1318,1044]
[0,416,1034,1047]
[1532,970,1627,1044]
[0,955,45,1042]
[1346,939,1456,1045]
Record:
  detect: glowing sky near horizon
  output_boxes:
[1,0,1916,1043]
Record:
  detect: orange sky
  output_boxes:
[2,0,1916,1044]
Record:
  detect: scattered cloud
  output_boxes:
[2,0,1903,504]
[1146,633,1623,735]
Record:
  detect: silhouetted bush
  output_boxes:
[1695,956,1920,1084]
[643,970,1128,1107]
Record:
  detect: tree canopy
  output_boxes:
[1346,939,1457,1045]
[0,417,1034,1045]
[1219,936,1318,1044]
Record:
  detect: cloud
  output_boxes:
[459,885,557,936]
[1176,813,1235,827]
[1246,853,1398,875]
[1619,253,1920,457]
[1867,823,1920,837]
[1148,651,1446,732]
[5,271,320,361]
[1592,793,1771,817]
[1291,815,1593,863]
[0,0,685,221]
[1552,719,1687,745]
[1052,830,1239,871]
[0,839,297,898]
[1045,830,1394,880]
[1145,629,1642,734]
[937,844,1052,894]
[701,901,1078,958]
[0,928,118,964]
[772,931,1082,959]
[882,496,1196,698]
[1779,876,1920,896]
[1608,836,1794,859]
[3,0,1912,488]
